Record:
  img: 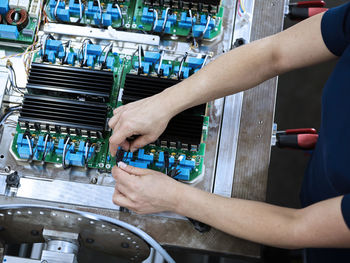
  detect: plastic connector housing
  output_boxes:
[17,0,29,10]
[29,0,42,18]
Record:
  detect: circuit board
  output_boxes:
[0,0,42,44]
[10,41,209,182]
[45,0,224,40]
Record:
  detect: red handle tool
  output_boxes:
[289,1,326,7]
[276,128,318,150]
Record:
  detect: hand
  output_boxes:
[108,94,173,155]
[112,162,182,214]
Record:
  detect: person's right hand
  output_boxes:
[108,93,174,155]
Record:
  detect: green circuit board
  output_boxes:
[45,0,224,40]
[11,48,209,181]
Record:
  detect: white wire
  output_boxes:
[25,135,33,159]
[152,9,158,31]
[201,15,211,38]
[62,137,71,167]
[115,3,123,26]
[54,0,60,18]
[78,0,82,20]
[161,7,170,32]
[157,50,164,76]
[96,0,103,24]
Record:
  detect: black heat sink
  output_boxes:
[19,95,108,133]
[122,74,206,116]
[122,74,205,146]
[26,63,114,102]
[192,0,221,5]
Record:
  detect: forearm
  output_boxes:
[162,36,278,115]
[174,183,300,249]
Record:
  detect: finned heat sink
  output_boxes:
[122,74,206,146]
[26,63,114,102]
[18,95,108,137]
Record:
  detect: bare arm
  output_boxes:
[113,164,350,249]
[108,13,335,154]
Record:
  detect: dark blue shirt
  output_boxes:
[300,2,350,262]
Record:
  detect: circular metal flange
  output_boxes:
[0,205,150,262]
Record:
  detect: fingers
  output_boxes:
[129,135,153,152]
[117,161,148,176]
[109,126,133,156]
[108,106,125,129]
[112,166,135,186]
[112,188,134,208]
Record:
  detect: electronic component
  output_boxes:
[26,63,114,102]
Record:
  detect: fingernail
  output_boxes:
[118,161,127,168]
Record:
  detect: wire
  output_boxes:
[84,141,89,166]
[150,8,158,31]
[41,34,54,61]
[188,10,197,47]
[62,137,71,169]
[137,45,143,74]
[63,40,71,64]
[178,52,188,80]
[239,0,246,13]
[96,0,103,26]
[200,14,211,39]
[98,42,113,68]
[25,134,33,161]
[201,54,208,69]
[0,106,22,126]
[157,50,164,76]
[42,134,50,162]
[115,3,124,28]
[161,7,170,32]
[78,39,92,66]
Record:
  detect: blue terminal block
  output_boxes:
[44,39,63,63]
[84,44,102,67]
[49,0,65,9]
[155,151,175,167]
[102,13,112,26]
[137,149,154,164]
[106,3,121,20]
[179,155,196,169]
[174,65,191,79]
[193,24,212,38]
[187,57,204,69]
[17,134,35,159]
[65,152,84,166]
[68,0,84,16]
[36,136,54,154]
[129,161,148,169]
[99,55,115,69]
[0,25,19,40]
[123,152,133,162]
[134,61,153,74]
[174,167,191,181]
[55,139,75,155]
[155,63,172,77]
[179,12,196,29]
[141,7,155,24]
[144,52,160,63]
[86,1,100,18]
[67,52,77,65]
[200,15,215,28]
[93,12,103,25]
[0,0,9,15]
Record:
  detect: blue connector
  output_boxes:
[123,152,133,162]
[86,1,100,18]
[129,161,148,169]
[133,61,153,74]
[141,7,155,24]
[174,167,191,180]
[0,25,19,40]
[155,151,175,167]
[106,3,121,20]
[187,57,204,69]
[179,12,196,29]
[43,39,63,63]
[36,136,54,154]
[67,52,77,65]
[17,133,36,159]
[80,44,102,67]
[144,52,160,63]
[68,0,84,16]
[200,14,215,28]
[0,0,9,15]
[55,139,74,155]
[174,65,191,79]
[93,12,103,25]
[102,13,112,26]
[155,63,172,76]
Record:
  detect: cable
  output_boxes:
[200,14,211,39]
[41,134,50,162]
[25,134,33,161]
[84,141,89,166]
[178,52,188,80]
[96,0,103,26]
[62,40,71,64]
[137,45,144,74]
[161,7,170,32]
[78,39,92,66]
[98,42,113,69]
[0,106,22,126]
[115,3,124,28]
[41,34,55,61]
[62,137,71,169]
[150,8,158,32]
[201,54,208,69]
[157,50,164,76]
[188,10,197,47]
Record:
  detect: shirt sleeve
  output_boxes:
[321,2,350,56]
[341,194,350,229]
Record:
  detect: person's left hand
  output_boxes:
[112,162,182,214]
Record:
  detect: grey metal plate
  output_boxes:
[0,205,150,262]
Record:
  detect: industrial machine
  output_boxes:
[0,0,257,261]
